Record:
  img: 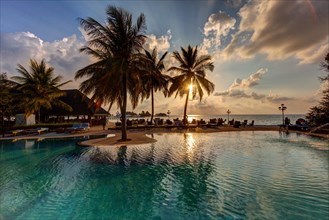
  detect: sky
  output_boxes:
[1,0,328,115]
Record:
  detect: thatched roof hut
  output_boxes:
[41,89,109,123]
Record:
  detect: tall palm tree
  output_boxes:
[75,6,146,140]
[168,45,215,124]
[139,48,171,124]
[12,59,72,123]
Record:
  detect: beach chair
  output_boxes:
[138,119,146,126]
[233,121,241,128]
[165,119,173,125]
[207,118,218,128]
[37,127,49,135]
[79,123,90,132]
[217,118,226,126]
[66,123,81,133]
[198,119,207,127]
[21,127,49,135]
[67,123,89,133]
[127,119,133,127]
[248,120,254,126]
[11,129,24,136]
[154,118,162,126]
[289,119,309,131]
[188,119,198,129]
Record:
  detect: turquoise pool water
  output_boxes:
[0,132,328,220]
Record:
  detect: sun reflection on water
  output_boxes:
[185,133,196,160]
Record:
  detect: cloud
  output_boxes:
[296,43,329,65]
[202,11,236,50]
[213,67,294,103]
[266,93,295,103]
[144,30,172,53]
[0,32,91,88]
[214,89,294,103]
[230,68,267,89]
[222,0,329,63]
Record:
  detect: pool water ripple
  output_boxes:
[0,132,328,220]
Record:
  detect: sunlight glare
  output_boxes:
[188,83,193,100]
[188,83,193,93]
[186,133,196,160]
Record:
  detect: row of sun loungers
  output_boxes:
[11,127,49,136]
[65,123,90,133]
[9,123,90,137]
[114,118,255,129]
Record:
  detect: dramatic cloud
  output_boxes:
[144,30,172,53]
[0,32,91,88]
[202,11,236,50]
[222,0,329,63]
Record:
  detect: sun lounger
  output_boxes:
[37,127,49,135]
[138,119,146,126]
[66,123,90,133]
[248,120,254,126]
[187,122,198,129]
[22,127,49,135]
[78,123,90,132]
[66,123,81,133]
[217,118,226,126]
[207,118,218,128]
[11,129,24,136]
[233,121,241,128]
[198,119,207,127]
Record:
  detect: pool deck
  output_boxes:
[1,125,328,145]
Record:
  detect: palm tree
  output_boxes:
[12,59,72,123]
[75,6,146,140]
[139,48,171,124]
[168,45,215,124]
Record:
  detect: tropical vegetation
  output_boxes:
[139,111,151,117]
[12,59,72,123]
[0,73,18,116]
[75,6,146,140]
[306,52,329,125]
[168,45,215,124]
[139,48,171,124]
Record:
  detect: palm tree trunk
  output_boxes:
[38,108,41,124]
[183,91,189,124]
[121,73,128,141]
[150,85,154,124]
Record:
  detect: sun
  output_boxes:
[188,83,193,93]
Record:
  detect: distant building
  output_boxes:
[41,89,109,125]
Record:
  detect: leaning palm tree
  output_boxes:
[139,48,171,124]
[168,45,215,124]
[12,59,72,123]
[75,6,146,140]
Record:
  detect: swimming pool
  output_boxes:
[1,132,328,220]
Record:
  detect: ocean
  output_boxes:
[109,114,306,126]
